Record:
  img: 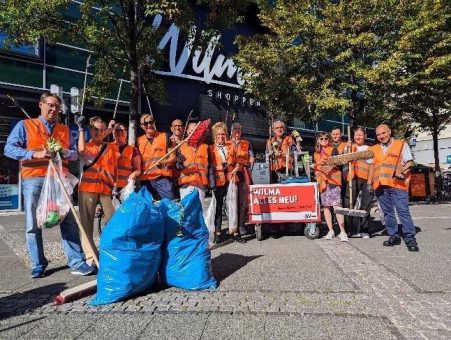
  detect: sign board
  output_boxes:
[447,155,451,164]
[0,184,19,210]
[248,183,321,223]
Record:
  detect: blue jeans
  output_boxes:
[22,177,85,270]
[141,177,174,200]
[375,186,416,242]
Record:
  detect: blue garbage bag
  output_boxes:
[159,189,217,290]
[280,176,310,184]
[90,187,164,305]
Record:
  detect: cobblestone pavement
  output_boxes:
[0,203,450,339]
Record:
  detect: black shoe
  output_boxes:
[234,235,247,244]
[383,236,401,247]
[406,240,419,252]
[213,234,222,244]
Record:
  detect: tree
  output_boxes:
[234,0,408,131]
[0,0,249,143]
[372,0,450,171]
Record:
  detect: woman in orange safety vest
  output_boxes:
[78,116,117,268]
[314,132,348,242]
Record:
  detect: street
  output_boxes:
[0,202,450,339]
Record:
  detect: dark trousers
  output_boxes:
[376,186,416,242]
[344,177,373,235]
[236,173,248,235]
[213,185,227,233]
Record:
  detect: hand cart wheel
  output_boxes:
[255,224,263,241]
[304,222,320,240]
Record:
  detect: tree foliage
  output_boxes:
[0,0,249,142]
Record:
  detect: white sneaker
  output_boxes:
[339,232,349,242]
[324,230,335,240]
[354,233,362,238]
[360,233,370,239]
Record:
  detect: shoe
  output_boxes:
[383,236,401,247]
[234,235,247,244]
[360,233,370,239]
[339,232,349,242]
[354,233,362,238]
[406,240,419,252]
[30,266,46,279]
[71,263,96,276]
[324,230,335,240]
[213,233,222,244]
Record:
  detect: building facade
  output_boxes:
[410,125,451,169]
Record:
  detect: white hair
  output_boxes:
[272,120,285,129]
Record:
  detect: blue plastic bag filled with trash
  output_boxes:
[158,189,217,290]
[91,187,164,305]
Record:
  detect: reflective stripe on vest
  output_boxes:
[267,136,293,171]
[314,146,342,192]
[179,143,209,186]
[21,119,70,178]
[138,132,172,180]
[209,145,227,187]
[372,140,410,191]
[347,144,371,181]
[79,142,117,195]
[115,144,134,188]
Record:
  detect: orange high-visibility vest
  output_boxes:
[112,143,135,188]
[179,143,209,187]
[138,132,172,180]
[22,119,70,178]
[267,136,293,171]
[314,146,342,192]
[332,142,346,155]
[347,144,371,181]
[372,140,410,191]
[209,144,227,187]
[227,139,252,183]
[79,141,117,195]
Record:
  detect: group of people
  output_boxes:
[5,91,419,279]
[313,126,419,252]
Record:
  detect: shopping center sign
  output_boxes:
[152,15,244,89]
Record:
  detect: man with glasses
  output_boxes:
[169,119,184,198]
[137,113,176,199]
[4,92,92,278]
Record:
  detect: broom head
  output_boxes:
[187,119,211,147]
[325,149,374,166]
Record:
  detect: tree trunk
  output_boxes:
[432,127,440,173]
[128,68,138,145]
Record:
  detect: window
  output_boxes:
[0,31,40,58]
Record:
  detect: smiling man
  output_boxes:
[4,92,92,278]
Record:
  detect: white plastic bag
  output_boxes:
[120,179,135,203]
[36,154,75,229]
[226,182,238,234]
[205,194,216,244]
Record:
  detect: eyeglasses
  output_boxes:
[274,126,284,130]
[319,137,329,141]
[44,101,60,109]
[171,124,183,128]
[141,120,155,126]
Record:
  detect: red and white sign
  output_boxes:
[248,183,321,223]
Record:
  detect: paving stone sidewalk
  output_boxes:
[0,202,450,339]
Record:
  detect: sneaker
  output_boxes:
[324,230,335,240]
[354,233,362,238]
[383,236,401,247]
[339,232,349,242]
[71,263,96,276]
[31,266,46,279]
[360,233,370,239]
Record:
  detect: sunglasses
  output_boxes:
[141,121,155,126]
[319,137,329,141]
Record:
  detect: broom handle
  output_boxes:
[49,159,100,267]
[348,125,353,209]
[143,121,201,175]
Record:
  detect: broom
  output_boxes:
[324,149,374,166]
[334,126,368,218]
[142,119,211,175]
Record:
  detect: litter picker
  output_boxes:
[334,126,368,218]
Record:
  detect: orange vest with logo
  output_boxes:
[79,141,117,195]
[372,140,410,191]
[347,144,371,181]
[113,143,135,188]
[267,136,293,171]
[22,119,70,178]
[314,146,342,192]
[179,143,209,187]
[209,145,227,187]
[138,132,172,180]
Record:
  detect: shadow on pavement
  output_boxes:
[212,253,262,284]
[0,283,66,321]
[45,265,69,276]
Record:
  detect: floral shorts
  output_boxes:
[320,185,342,207]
